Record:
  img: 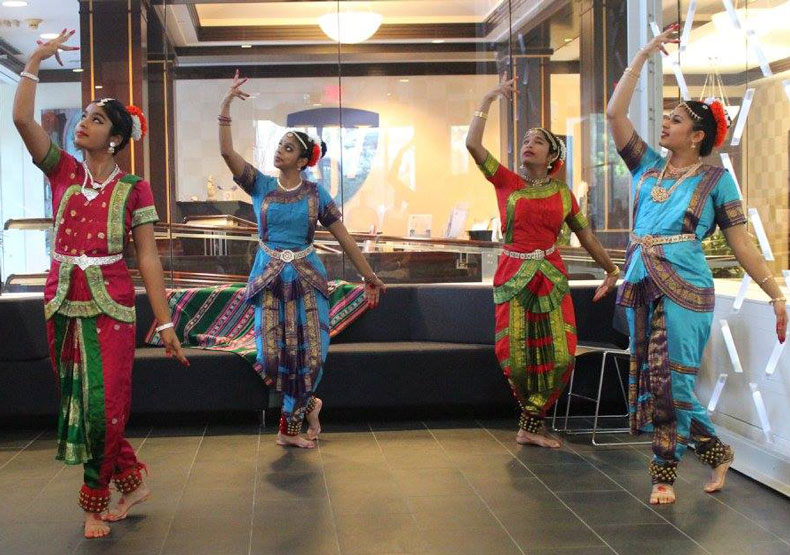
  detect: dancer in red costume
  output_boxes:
[13,30,188,538]
[466,75,620,448]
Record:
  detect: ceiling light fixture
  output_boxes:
[73,68,84,73]
[431,39,445,44]
[318,11,382,44]
[241,44,252,49]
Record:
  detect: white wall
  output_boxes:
[701,282,790,495]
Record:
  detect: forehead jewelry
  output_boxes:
[677,102,703,122]
[287,131,308,150]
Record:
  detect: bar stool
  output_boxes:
[551,306,650,446]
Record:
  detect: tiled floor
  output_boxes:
[0,418,789,555]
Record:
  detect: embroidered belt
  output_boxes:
[52,252,123,271]
[629,233,697,249]
[502,245,556,260]
[258,240,314,263]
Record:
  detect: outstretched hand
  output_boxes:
[642,23,680,56]
[488,72,517,102]
[363,275,386,309]
[774,301,787,344]
[160,328,189,367]
[33,29,79,66]
[225,69,250,102]
[592,273,619,302]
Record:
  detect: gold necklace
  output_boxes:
[650,160,702,203]
[522,175,549,187]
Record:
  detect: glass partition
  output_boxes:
[4,0,775,293]
[661,0,789,278]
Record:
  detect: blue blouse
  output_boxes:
[616,132,746,312]
[234,163,342,302]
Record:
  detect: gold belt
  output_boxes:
[258,240,314,263]
[630,233,697,248]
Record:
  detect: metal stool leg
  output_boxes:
[562,367,577,433]
[591,351,608,444]
[592,353,651,446]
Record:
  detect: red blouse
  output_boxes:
[478,152,588,304]
[36,143,159,322]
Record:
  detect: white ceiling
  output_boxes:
[1,0,788,76]
[0,0,80,70]
[662,1,790,74]
[196,1,504,27]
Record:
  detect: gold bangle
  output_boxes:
[473,111,488,120]
[606,266,620,278]
[770,297,786,305]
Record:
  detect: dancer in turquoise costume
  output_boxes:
[607,25,787,504]
[218,71,385,448]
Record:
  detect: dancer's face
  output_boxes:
[274,133,306,171]
[659,106,705,154]
[520,130,553,169]
[74,104,119,153]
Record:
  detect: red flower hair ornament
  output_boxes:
[703,97,730,148]
[125,105,147,142]
[307,143,321,167]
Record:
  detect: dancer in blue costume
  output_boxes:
[607,25,787,504]
[218,71,385,448]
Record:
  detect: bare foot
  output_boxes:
[306,398,322,440]
[276,433,315,449]
[516,429,562,448]
[649,483,676,504]
[704,458,733,493]
[84,512,110,539]
[103,482,151,522]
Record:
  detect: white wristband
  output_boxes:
[155,322,174,333]
[20,71,40,83]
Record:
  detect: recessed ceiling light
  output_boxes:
[241,44,252,49]
[431,39,445,44]
[73,68,84,73]
[3,1,29,7]
[40,33,60,40]
[95,85,103,89]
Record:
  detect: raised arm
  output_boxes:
[13,30,79,164]
[465,74,516,165]
[218,69,252,179]
[606,24,679,151]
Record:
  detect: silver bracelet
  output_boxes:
[155,322,175,333]
[20,71,40,83]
